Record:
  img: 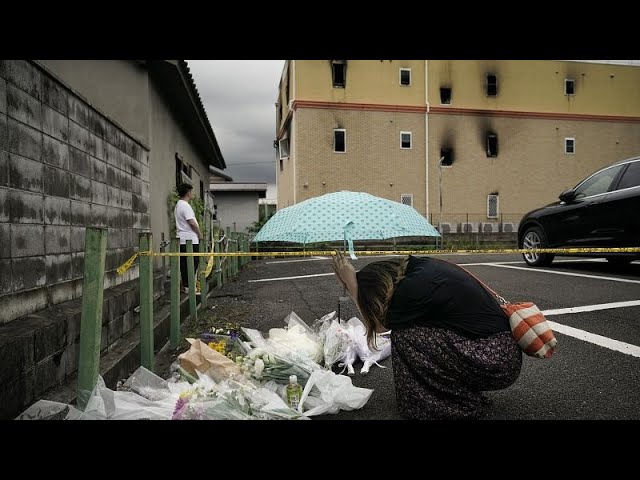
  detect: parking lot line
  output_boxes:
[543,300,640,316]
[266,256,328,264]
[249,272,334,282]
[482,263,640,285]
[546,320,640,358]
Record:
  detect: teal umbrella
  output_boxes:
[252,191,440,258]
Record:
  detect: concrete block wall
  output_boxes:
[0,60,151,325]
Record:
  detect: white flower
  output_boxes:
[254,359,265,378]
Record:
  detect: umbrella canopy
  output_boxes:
[252,191,440,258]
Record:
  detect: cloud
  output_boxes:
[187,60,285,184]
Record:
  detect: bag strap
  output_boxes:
[446,260,508,306]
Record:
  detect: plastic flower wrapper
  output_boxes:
[321,319,354,368]
[267,324,323,365]
[345,317,392,374]
[312,311,337,339]
[214,377,308,420]
[297,369,373,416]
[338,340,359,376]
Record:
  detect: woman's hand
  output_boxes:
[331,250,358,300]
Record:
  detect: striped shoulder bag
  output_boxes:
[454,263,558,359]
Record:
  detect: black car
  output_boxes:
[518,156,640,266]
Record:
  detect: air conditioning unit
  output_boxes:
[438,223,455,234]
[460,222,479,233]
[501,222,518,233]
[481,222,499,233]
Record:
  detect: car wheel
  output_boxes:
[606,256,633,265]
[521,226,555,267]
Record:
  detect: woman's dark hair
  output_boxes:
[177,183,193,198]
[356,257,409,349]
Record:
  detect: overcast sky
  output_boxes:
[187,60,284,189]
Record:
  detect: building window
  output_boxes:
[487,194,499,219]
[487,74,497,96]
[279,159,284,172]
[440,148,454,167]
[401,194,413,207]
[565,137,575,154]
[400,131,412,149]
[334,129,346,153]
[486,133,498,157]
[175,157,182,187]
[332,60,346,88]
[175,153,192,187]
[279,138,290,159]
[440,87,452,104]
[400,68,411,86]
[565,79,575,96]
[200,180,204,200]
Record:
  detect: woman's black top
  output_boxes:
[385,256,509,339]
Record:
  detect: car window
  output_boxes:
[616,161,640,190]
[574,165,624,199]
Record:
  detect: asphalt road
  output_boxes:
[210,253,640,420]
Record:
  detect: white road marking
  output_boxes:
[480,263,640,284]
[542,300,640,316]
[248,272,335,282]
[546,321,640,358]
[266,256,328,264]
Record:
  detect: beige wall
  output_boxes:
[427,113,640,222]
[428,60,640,115]
[293,108,426,211]
[295,60,425,105]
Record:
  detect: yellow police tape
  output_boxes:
[116,247,640,275]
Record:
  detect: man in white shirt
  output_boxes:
[175,183,203,294]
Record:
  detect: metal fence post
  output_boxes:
[77,227,107,410]
[170,238,180,349]
[139,232,154,371]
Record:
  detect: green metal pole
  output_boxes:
[214,229,222,289]
[139,232,154,371]
[186,239,197,322]
[170,238,180,349]
[199,238,208,310]
[77,227,107,410]
[232,224,237,276]
[231,232,237,278]
[224,227,233,283]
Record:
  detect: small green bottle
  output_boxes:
[286,375,303,410]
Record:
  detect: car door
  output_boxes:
[551,164,626,247]
[594,160,640,247]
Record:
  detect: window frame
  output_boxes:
[487,194,499,219]
[565,137,575,155]
[565,78,576,96]
[400,194,414,207]
[333,128,346,153]
[399,68,412,86]
[332,61,346,88]
[278,138,290,160]
[486,74,498,97]
[440,87,452,104]
[486,133,498,157]
[400,131,412,150]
